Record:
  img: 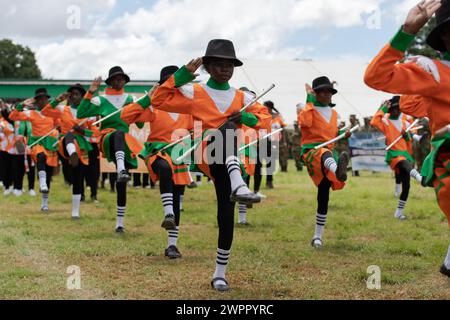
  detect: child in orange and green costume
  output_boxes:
[42,84,96,219]
[121,65,194,260]
[77,66,144,233]
[10,88,57,212]
[298,78,351,249]
[151,40,271,292]
[364,0,450,277]
[371,96,425,220]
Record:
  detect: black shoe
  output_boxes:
[246,203,253,209]
[336,152,350,182]
[115,226,125,234]
[164,245,182,259]
[311,237,323,248]
[211,277,230,292]
[80,194,85,202]
[161,214,176,230]
[421,176,428,187]
[69,152,79,168]
[440,264,450,277]
[117,170,131,183]
[266,181,274,189]
[187,182,198,189]
[230,185,261,205]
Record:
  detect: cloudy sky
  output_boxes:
[0,0,419,81]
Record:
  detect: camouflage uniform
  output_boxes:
[292,122,303,171]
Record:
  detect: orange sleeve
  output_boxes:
[364,29,440,96]
[121,103,155,125]
[9,110,30,121]
[151,67,195,115]
[399,95,429,118]
[246,102,271,130]
[370,108,387,133]
[298,104,313,129]
[41,102,63,119]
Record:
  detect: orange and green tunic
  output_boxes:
[298,94,345,191]
[77,88,144,169]
[9,105,58,167]
[42,101,95,165]
[121,95,194,185]
[0,118,17,155]
[364,27,450,226]
[370,104,414,172]
[151,66,271,179]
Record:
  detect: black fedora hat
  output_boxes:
[427,0,450,52]
[389,95,401,110]
[159,65,179,85]
[203,39,243,67]
[34,88,50,99]
[68,83,86,96]
[105,66,130,86]
[312,76,338,95]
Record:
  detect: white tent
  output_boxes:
[228,59,393,126]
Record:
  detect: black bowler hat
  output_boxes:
[159,66,179,85]
[105,66,130,86]
[427,0,450,52]
[312,76,338,95]
[389,96,401,110]
[68,83,86,96]
[34,88,50,99]
[202,39,243,67]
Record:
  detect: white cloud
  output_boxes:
[3,0,386,79]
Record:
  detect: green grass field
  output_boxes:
[0,161,449,300]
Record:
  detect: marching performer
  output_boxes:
[41,84,96,219]
[77,66,143,233]
[371,97,425,220]
[121,65,194,259]
[364,0,450,277]
[151,39,271,291]
[298,78,351,248]
[10,88,58,212]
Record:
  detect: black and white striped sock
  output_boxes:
[116,206,125,228]
[395,200,407,218]
[115,151,125,173]
[226,156,249,195]
[180,195,184,211]
[238,203,247,223]
[214,248,231,283]
[41,193,49,208]
[161,193,174,216]
[324,158,337,174]
[410,169,423,184]
[167,227,179,247]
[314,213,327,239]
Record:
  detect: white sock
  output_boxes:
[180,195,184,211]
[161,193,174,217]
[324,157,337,174]
[167,227,179,248]
[314,213,327,239]
[214,248,230,285]
[38,171,48,191]
[66,143,77,156]
[41,193,49,208]
[72,194,81,218]
[410,169,423,184]
[116,206,125,228]
[115,151,126,173]
[395,200,407,218]
[226,156,250,195]
[238,203,247,223]
[444,246,450,269]
[394,184,401,196]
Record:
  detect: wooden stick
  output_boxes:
[385,119,420,151]
[314,125,360,150]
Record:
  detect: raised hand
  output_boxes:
[56,92,70,103]
[185,58,203,77]
[23,98,35,107]
[305,83,315,95]
[89,77,102,94]
[403,0,442,34]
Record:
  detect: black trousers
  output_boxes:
[0,152,14,189]
[84,143,100,197]
[316,152,335,216]
[108,131,128,207]
[395,160,412,202]
[12,154,35,191]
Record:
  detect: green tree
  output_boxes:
[406,16,442,59]
[0,39,42,79]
